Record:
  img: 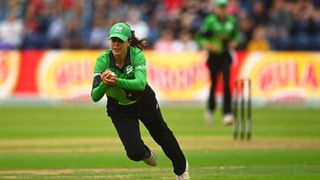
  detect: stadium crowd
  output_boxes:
[0,0,320,51]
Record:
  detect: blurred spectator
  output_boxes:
[154,29,176,51]
[0,1,7,21]
[181,0,208,34]
[290,0,314,50]
[179,10,197,34]
[61,1,86,49]
[249,0,268,27]
[246,25,270,51]
[126,9,150,39]
[61,19,83,49]
[310,9,320,50]
[238,11,253,50]
[22,0,50,49]
[0,11,24,49]
[46,2,66,49]
[164,0,185,15]
[147,17,161,48]
[268,0,293,50]
[227,0,241,16]
[88,13,107,49]
[0,0,26,21]
[106,0,128,25]
[172,30,198,51]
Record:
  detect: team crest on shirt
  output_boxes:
[226,22,233,31]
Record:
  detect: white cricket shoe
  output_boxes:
[143,151,157,166]
[223,114,235,125]
[204,110,213,125]
[176,160,190,180]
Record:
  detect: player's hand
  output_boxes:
[219,34,229,40]
[101,70,117,86]
[101,70,113,79]
[204,43,220,52]
[104,75,117,86]
[228,41,238,49]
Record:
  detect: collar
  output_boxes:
[109,47,131,72]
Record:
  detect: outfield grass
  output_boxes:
[0,105,320,179]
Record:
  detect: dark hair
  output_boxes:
[129,30,149,50]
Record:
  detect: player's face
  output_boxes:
[215,5,228,18]
[109,37,129,56]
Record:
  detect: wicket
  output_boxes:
[232,78,252,140]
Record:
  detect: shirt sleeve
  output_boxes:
[116,51,147,91]
[195,15,213,48]
[91,57,109,102]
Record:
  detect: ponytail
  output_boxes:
[129,30,149,50]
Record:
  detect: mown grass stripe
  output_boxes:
[1,137,319,154]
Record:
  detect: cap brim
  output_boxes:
[109,33,128,41]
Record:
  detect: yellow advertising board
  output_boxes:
[37,51,102,99]
[35,50,320,103]
[0,51,20,98]
[144,51,210,100]
[37,50,210,101]
[241,52,320,102]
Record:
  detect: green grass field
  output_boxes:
[0,105,320,179]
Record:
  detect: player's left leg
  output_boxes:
[138,86,188,177]
[221,59,234,125]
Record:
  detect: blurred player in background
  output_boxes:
[196,0,240,125]
[91,22,189,180]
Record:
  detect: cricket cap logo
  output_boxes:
[114,25,123,33]
[108,22,131,41]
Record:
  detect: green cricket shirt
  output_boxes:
[196,14,240,54]
[91,46,147,105]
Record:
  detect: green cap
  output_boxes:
[108,22,131,41]
[215,0,228,6]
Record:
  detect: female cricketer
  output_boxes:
[90,22,190,180]
[196,0,240,125]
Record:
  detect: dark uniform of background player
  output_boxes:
[90,22,189,179]
[196,0,240,125]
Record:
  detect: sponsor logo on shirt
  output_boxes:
[136,65,146,70]
[126,65,134,75]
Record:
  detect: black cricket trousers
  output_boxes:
[106,85,186,176]
[207,52,232,114]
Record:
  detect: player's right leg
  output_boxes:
[110,115,153,163]
[205,59,219,124]
[143,150,157,166]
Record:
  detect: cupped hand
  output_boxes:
[101,70,117,86]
